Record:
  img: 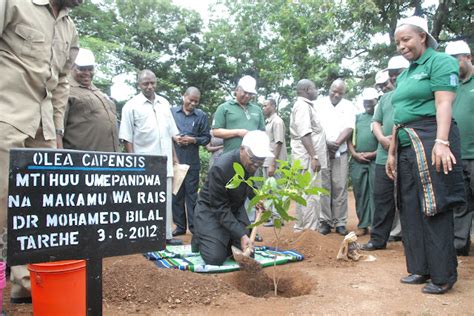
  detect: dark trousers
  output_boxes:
[192,203,250,265]
[454,159,474,253]
[172,168,199,233]
[398,146,458,285]
[350,160,375,229]
[369,164,396,247]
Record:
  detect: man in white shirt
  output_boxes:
[315,79,355,235]
[290,79,328,231]
[119,69,182,245]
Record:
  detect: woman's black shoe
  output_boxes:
[400,274,430,284]
[422,281,453,294]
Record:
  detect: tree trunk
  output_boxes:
[431,0,450,40]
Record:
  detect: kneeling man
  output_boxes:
[192,130,274,265]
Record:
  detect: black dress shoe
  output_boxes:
[319,223,331,235]
[335,226,348,236]
[456,239,470,256]
[172,229,186,237]
[388,235,402,242]
[360,242,386,251]
[166,238,183,246]
[422,281,453,294]
[255,233,263,242]
[10,297,32,304]
[400,274,430,284]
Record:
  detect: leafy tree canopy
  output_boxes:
[71,0,473,115]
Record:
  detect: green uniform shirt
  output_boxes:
[353,113,378,152]
[452,75,474,159]
[372,91,394,165]
[392,48,459,146]
[212,99,265,152]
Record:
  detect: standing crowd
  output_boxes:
[0,0,472,304]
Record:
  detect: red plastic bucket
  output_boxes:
[0,261,5,312]
[28,260,86,316]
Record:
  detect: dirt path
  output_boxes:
[5,193,474,315]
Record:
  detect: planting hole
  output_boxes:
[226,269,314,298]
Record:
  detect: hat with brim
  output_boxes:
[445,40,471,55]
[375,70,389,84]
[241,130,274,159]
[396,16,438,50]
[362,88,379,101]
[386,55,410,70]
[237,75,257,94]
[75,48,96,67]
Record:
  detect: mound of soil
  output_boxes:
[102,256,231,312]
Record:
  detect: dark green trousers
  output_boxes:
[350,159,375,229]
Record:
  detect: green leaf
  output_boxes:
[306,187,329,196]
[289,193,307,206]
[225,177,241,189]
[296,171,311,187]
[274,218,284,229]
[248,195,263,209]
[264,176,278,190]
[249,176,265,183]
[233,162,245,177]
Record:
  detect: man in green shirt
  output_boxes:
[212,75,265,153]
[348,88,378,236]
[446,40,474,256]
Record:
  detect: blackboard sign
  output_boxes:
[7,149,167,266]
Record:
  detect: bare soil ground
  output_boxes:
[4,193,474,315]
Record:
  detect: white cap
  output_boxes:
[396,16,438,49]
[241,130,274,159]
[445,40,471,55]
[237,75,257,94]
[75,48,95,66]
[375,70,389,84]
[362,88,379,101]
[387,55,410,70]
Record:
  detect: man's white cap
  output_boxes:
[362,88,379,101]
[375,70,389,84]
[396,16,438,49]
[445,41,471,55]
[237,75,257,94]
[75,48,95,66]
[241,130,274,159]
[387,56,410,70]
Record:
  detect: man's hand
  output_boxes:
[379,136,391,151]
[352,152,370,163]
[386,153,396,180]
[311,157,321,172]
[173,135,196,146]
[56,135,64,149]
[181,135,196,146]
[240,234,253,255]
[268,163,276,177]
[237,129,248,138]
[327,141,339,159]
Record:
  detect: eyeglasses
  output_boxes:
[244,147,265,168]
